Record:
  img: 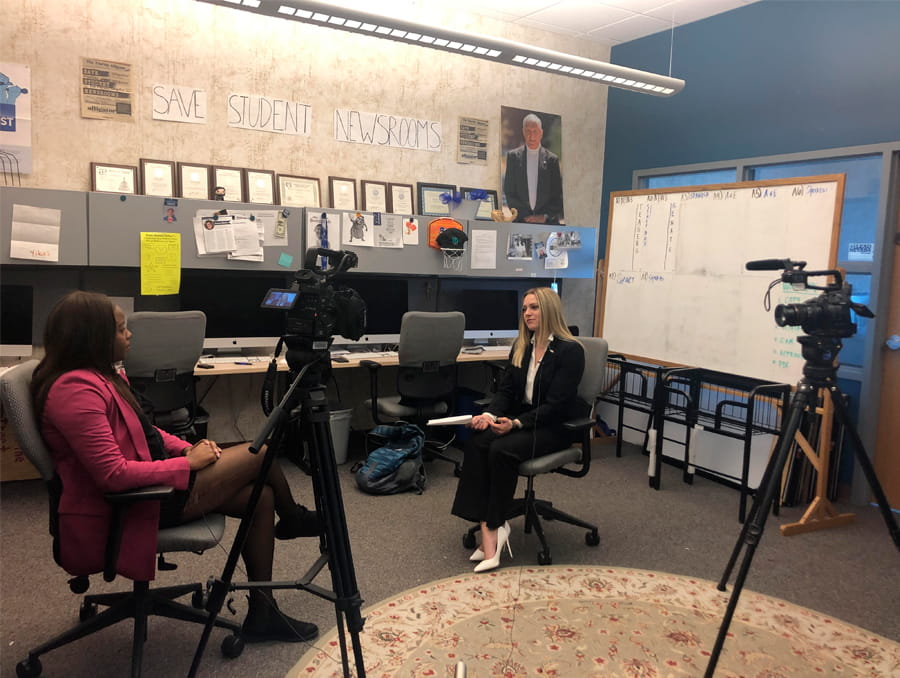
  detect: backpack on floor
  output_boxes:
[354,423,426,495]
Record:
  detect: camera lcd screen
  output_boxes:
[260,288,298,310]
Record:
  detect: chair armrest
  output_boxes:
[359,360,386,425]
[104,485,175,504]
[102,485,175,582]
[562,416,595,432]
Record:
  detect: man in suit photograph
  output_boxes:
[502,111,563,225]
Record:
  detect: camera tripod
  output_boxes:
[704,334,900,677]
[188,354,366,678]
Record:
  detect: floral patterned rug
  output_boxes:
[287,565,898,677]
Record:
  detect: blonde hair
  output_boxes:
[510,287,576,367]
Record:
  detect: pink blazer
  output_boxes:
[40,369,191,581]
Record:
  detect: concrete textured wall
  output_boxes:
[5,0,610,331]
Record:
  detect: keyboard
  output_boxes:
[202,355,272,364]
[340,351,399,360]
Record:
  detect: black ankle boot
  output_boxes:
[275,503,322,539]
[243,603,318,643]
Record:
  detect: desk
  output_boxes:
[194,346,511,376]
[193,347,510,442]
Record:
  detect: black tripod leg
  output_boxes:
[302,386,366,677]
[826,385,900,549]
[705,381,814,678]
[188,410,290,678]
[716,413,793,590]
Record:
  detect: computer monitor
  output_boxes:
[0,284,34,358]
[436,280,552,341]
[331,276,409,346]
[179,271,291,353]
[458,289,520,340]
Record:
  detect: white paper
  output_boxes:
[10,204,61,262]
[203,222,236,253]
[402,217,419,245]
[374,214,404,248]
[427,415,473,426]
[470,229,497,269]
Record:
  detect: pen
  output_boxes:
[234,361,252,365]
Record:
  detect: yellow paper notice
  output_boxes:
[140,232,181,295]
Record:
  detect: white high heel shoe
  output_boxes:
[473,523,513,573]
[469,522,509,561]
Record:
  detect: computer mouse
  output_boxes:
[332,355,349,363]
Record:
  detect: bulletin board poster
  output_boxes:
[0,63,32,174]
[81,57,133,120]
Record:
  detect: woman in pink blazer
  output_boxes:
[32,291,319,643]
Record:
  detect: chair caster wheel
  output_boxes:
[537,551,552,566]
[454,465,462,477]
[79,601,98,622]
[462,532,476,549]
[16,657,42,677]
[221,634,244,658]
[585,530,600,547]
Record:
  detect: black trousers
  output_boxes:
[451,427,571,529]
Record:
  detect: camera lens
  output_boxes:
[774,303,809,327]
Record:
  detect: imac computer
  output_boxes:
[437,279,555,342]
[179,271,291,353]
[1,284,34,358]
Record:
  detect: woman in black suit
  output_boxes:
[451,287,586,572]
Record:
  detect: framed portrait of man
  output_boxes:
[499,106,564,225]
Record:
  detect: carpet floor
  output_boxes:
[288,565,899,678]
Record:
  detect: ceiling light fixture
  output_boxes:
[196,0,684,96]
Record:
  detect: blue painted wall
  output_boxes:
[600,0,900,235]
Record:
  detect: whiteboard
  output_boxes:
[599,175,843,383]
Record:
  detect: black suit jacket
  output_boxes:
[488,337,587,433]
[503,144,563,224]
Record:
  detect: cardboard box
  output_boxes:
[1,408,41,482]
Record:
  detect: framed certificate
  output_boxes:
[277,174,320,207]
[387,182,414,214]
[361,180,388,213]
[417,182,455,217]
[139,159,175,197]
[91,162,138,194]
[212,165,245,202]
[460,187,499,220]
[177,162,212,199]
[243,168,276,204]
[328,176,357,211]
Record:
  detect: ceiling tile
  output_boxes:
[589,13,674,43]
[525,1,634,33]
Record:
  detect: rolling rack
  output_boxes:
[597,355,667,459]
[649,367,791,522]
[598,355,792,522]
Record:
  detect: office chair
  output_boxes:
[463,337,609,565]
[362,311,466,476]
[124,310,206,439]
[0,361,243,678]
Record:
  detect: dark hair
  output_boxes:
[32,291,140,418]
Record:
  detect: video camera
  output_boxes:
[261,248,366,353]
[745,258,873,338]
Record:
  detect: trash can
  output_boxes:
[329,408,353,464]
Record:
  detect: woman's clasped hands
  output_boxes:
[469,414,515,435]
[184,439,223,470]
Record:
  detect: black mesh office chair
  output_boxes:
[0,361,243,678]
[124,311,206,439]
[362,311,466,476]
[463,337,609,565]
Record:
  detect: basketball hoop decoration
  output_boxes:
[434,224,468,271]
